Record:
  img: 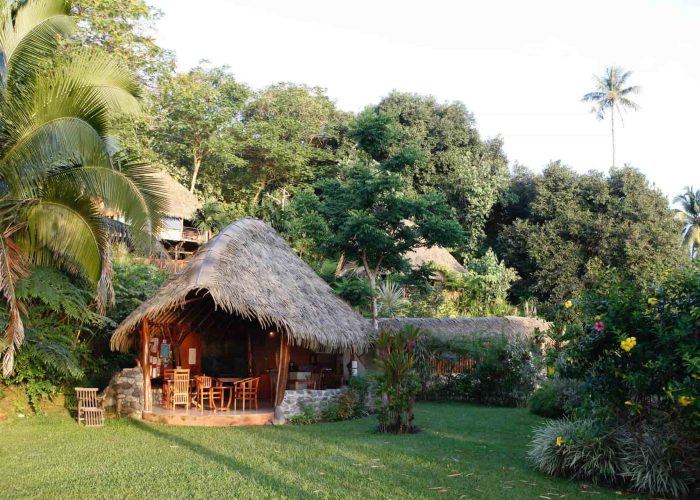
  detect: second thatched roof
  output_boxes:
[377,316,550,342]
[111,218,369,352]
[151,170,201,220]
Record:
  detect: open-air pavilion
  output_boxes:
[110,218,368,426]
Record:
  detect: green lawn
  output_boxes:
[0,403,639,499]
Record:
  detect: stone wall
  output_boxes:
[102,367,144,418]
[278,388,346,418]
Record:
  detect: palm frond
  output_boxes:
[20,187,107,284]
[0,0,73,94]
[0,118,111,196]
[0,224,29,377]
[50,156,168,242]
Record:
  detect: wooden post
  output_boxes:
[274,334,290,408]
[140,319,152,413]
[247,330,253,377]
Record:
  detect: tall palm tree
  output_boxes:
[0,0,167,375]
[674,186,700,259]
[582,66,641,167]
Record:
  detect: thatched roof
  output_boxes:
[111,218,369,352]
[405,245,465,274]
[151,170,200,220]
[377,316,550,342]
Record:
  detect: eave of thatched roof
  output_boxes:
[110,218,369,353]
[150,170,200,220]
[377,316,550,341]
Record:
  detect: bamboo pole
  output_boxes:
[140,319,152,413]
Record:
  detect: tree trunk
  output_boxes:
[334,252,346,278]
[250,179,267,209]
[611,111,616,168]
[361,251,379,330]
[189,153,201,193]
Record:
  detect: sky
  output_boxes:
[148,0,698,200]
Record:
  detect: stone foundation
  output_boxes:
[278,388,346,418]
[102,367,144,418]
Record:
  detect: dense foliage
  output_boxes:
[416,333,542,407]
[493,163,684,304]
[528,263,700,496]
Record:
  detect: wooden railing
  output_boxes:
[430,356,476,376]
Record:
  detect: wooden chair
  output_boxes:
[194,376,226,413]
[171,369,190,412]
[75,388,104,427]
[233,377,260,412]
[162,368,175,409]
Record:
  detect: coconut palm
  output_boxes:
[674,186,700,259]
[0,0,167,375]
[582,66,641,167]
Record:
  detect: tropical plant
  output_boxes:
[376,280,409,318]
[374,325,424,433]
[0,0,167,376]
[674,186,700,258]
[582,66,641,167]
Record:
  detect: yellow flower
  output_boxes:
[679,396,695,407]
[594,315,602,321]
[564,300,573,309]
[620,337,637,352]
[548,366,555,376]
[624,400,634,406]
[556,436,565,447]
[692,373,700,380]
[647,297,659,306]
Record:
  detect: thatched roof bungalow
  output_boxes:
[111,218,368,423]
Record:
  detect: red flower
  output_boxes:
[594,321,605,332]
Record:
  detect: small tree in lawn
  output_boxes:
[375,325,424,433]
[294,109,464,327]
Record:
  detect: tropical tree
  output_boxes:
[582,66,641,167]
[674,186,700,259]
[0,0,167,375]
[151,65,249,194]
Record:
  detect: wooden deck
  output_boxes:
[143,405,274,427]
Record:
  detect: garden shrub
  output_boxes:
[530,263,700,496]
[528,418,622,484]
[417,333,543,407]
[374,326,423,433]
[287,403,318,425]
[616,420,696,498]
[529,378,582,418]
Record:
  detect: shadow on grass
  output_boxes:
[129,419,310,497]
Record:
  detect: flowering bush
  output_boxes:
[530,263,700,496]
[554,265,699,422]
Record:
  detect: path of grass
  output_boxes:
[1,403,639,499]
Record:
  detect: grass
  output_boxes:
[0,403,640,499]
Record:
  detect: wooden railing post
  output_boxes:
[273,334,290,420]
[140,319,152,413]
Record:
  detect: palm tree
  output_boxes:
[674,186,700,259]
[582,66,641,167]
[0,0,167,375]
[376,281,409,318]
